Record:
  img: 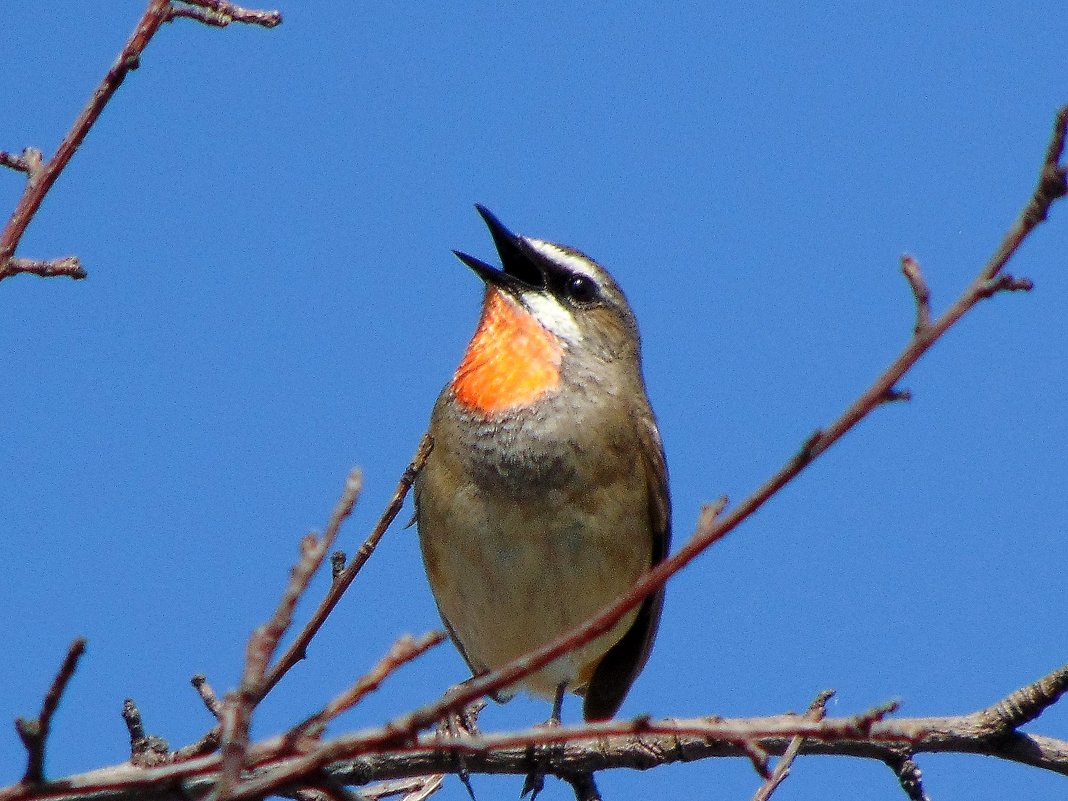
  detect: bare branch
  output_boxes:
[192,675,223,719]
[900,255,931,334]
[171,0,282,27]
[289,632,446,743]
[0,1,281,282]
[2,257,86,280]
[259,435,433,698]
[0,148,43,177]
[978,662,1068,731]
[751,690,834,801]
[121,700,170,769]
[884,751,929,801]
[212,469,365,801]
[1,667,1066,801]
[360,777,444,801]
[229,104,1068,790]
[14,639,87,784]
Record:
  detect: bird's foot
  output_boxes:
[436,686,486,800]
[520,684,567,800]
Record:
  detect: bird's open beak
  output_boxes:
[453,205,545,291]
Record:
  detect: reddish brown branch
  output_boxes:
[751,690,834,801]
[2,257,86,280]
[212,469,365,801]
[0,1,280,282]
[259,435,433,699]
[169,1,282,27]
[0,667,1065,801]
[289,632,446,743]
[14,639,87,784]
[900,255,931,335]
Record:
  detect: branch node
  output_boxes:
[795,430,824,467]
[882,386,912,404]
[978,273,1034,298]
[900,255,932,335]
[0,147,44,178]
[16,637,87,784]
[884,751,929,801]
[122,698,171,768]
[170,1,283,28]
[331,550,347,580]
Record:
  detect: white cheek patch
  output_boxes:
[522,291,584,344]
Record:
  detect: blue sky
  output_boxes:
[2,4,1066,800]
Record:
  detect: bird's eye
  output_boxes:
[566,274,599,303]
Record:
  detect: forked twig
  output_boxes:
[751,690,834,801]
[260,435,433,698]
[14,639,87,784]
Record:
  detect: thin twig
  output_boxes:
[289,632,446,743]
[192,675,224,719]
[900,255,931,334]
[173,0,282,27]
[121,700,170,768]
[259,435,433,698]
[751,690,834,801]
[979,662,1068,731]
[212,469,364,801]
[884,751,929,801]
[360,776,443,801]
[172,729,223,763]
[14,639,87,783]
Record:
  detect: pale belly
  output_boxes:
[416,452,651,700]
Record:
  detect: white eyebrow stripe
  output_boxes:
[523,237,599,280]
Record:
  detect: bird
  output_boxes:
[414,205,670,726]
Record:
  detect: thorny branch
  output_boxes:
[0,1,280,282]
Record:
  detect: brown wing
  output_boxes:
[582,408,671,721]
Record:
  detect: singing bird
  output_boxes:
[414,205,670,723]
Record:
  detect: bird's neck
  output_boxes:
[452,288,563,414]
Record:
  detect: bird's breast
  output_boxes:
[415,386,653,699]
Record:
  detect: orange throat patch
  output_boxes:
[452,287,563,414]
